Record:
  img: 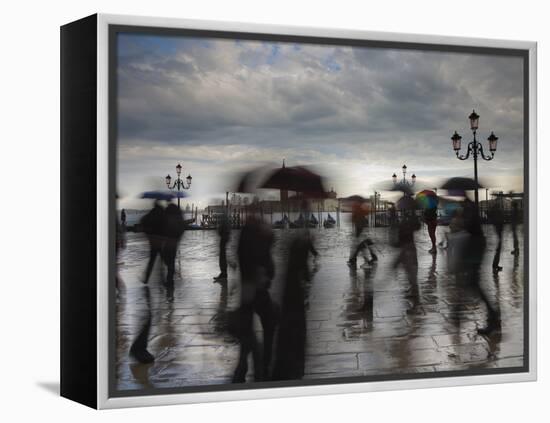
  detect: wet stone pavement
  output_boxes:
[116,223,524,391]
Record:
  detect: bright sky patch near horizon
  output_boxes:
[116,32,525,209]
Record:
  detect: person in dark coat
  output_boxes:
[392,208,421,308]
[272,230,318,381]
[161,203,185,288]
[140,201,165,284]
[348,201,377,267]
[461,199,500,334]
[214,212,231,282]
[232,216,277,383]
[423,207,438,254]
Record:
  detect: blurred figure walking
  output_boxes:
[214,212,231,282]
[423,207,438,254]
[162,203,185,289]
[272,229,318,381]
[392,208,421,308]
[140,200,165,284]
[129,286,154,363]
[120,208,127,227]
[488,201,504,272]
[461,199,501,334]
[348,200,377,267]
[232,215,278,383]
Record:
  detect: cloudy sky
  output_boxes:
[116,32,525,209]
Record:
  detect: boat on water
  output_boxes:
[323,213,336,228]
[290,213,318,228]
[273,214,290,229]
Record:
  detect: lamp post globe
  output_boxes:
[469,110,480,131]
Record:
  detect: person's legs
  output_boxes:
[232,307,254,383]
[130,287,154,363]
[143,242,160,284]
[349,239,368,265]
[255,290,277,379]
[404,246,420,308]
[428,222,437,252]
[215,239,228,280]
[471,269,501,334]
[232,335,253,383]
[163,246,176,287]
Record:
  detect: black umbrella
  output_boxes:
[233,166,272,193]
[440,177,483,196]
[140,190,184,201]
[396,195,417,210]
[377,180,415,196]
[261,165,327,198]
[441,177,483,190]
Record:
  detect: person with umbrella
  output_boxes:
[440,178,501,334]
[140,199,166,285]
[392,195,421,310]
[232,208,277,383]
[213,209,231,283]
[416,190,439,254]
[272,210,318,381]
[347,197,377,268]
[162,203,186,291]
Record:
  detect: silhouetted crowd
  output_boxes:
[123,192,521,382]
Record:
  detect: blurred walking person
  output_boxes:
[121,208,127,227]
[461,199,501,334]
[423,207,438,254]
[140,200,165,284]
[272,229,318,381]
[348,199,377,268]
[232,214,278,383]
[488,201,504,272]
[162,203,185,290]
[213,211,231,282]
[129,286,154,363]
[392,206,421,309]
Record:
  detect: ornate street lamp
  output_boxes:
[392,164,416,187]
[451,109,498,212]
[166,163,192,209]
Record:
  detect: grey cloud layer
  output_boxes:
[116,34,524,204]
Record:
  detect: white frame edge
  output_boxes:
[96,13,537,409]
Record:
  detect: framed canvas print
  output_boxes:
[60,14,537,409]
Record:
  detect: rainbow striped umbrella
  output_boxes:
[415,190,438,209]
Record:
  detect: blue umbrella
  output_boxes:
[170,191,188,198]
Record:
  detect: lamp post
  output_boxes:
[165,163,192,209]
[392,164,416,187]
[451,110,498,212]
